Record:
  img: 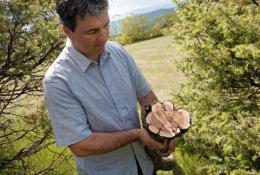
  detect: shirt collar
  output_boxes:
[65,39,110,72]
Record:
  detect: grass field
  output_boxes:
[125,35,185,102]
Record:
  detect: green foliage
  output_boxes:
[118,13,177,45]
[0,104,76,175]
[0,0,75,174]
[119,15,152,44]
[171,0,260,174]
[155,13,178,35]
[0,0,64,113]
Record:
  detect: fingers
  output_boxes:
[138,129,176,156]
[148,137,164,151]
[156,150,170,157]
[157,139,176,157]
[138,129,164,151]
[170,139,176,152]
[158,139,170,153]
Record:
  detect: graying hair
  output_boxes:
[56,0,109,32]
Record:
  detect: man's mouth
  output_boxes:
[96,42,106,47]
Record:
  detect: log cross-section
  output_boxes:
[142,101,191,141]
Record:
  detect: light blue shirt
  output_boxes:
[43,40,154,175]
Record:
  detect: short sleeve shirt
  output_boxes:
[43,40,154,175]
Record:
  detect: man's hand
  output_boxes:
[138,128,169,153]
[157,139,176,157]
[138,128,176,157]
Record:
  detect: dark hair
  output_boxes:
[56,0,109,32]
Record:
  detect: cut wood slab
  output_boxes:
[141,100,191,171]
[142,100,191,142]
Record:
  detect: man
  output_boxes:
[43,0,175,174]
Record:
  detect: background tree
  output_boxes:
[154,13,178,36]
[119,15,151,44]
[171,0,259,174]
[110,10,177,45]
[0,0,75,174]
[118,13,176,45]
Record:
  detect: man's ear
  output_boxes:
[61,24,73,39]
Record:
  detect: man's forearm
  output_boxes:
[138,90,158,107]
[69,128,165,157]
[69,129,141,157]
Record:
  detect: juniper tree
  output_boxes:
[172,0,259,174]
[0,0,74,174]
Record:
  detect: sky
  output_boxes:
[108,0,174,18]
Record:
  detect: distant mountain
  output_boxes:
[110,7,175,36]
[144,8,175,22]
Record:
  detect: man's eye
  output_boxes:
[104,22,110,28]
[86,30,97,35]
[89,31,96,35]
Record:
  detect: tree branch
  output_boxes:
[250,0,259,6]
[0,129,52,170]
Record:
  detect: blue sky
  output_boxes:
[108,0,174,17]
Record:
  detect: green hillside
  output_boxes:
[125,35,185,102]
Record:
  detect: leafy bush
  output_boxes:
[118,15,152,44]
[118,13,177,45]
[171,0,260,174]
[0,0,75,174]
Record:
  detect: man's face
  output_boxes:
[64,9,110,60]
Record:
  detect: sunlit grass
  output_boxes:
[125,35,185,102]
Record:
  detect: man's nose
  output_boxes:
[97,29,108,42]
